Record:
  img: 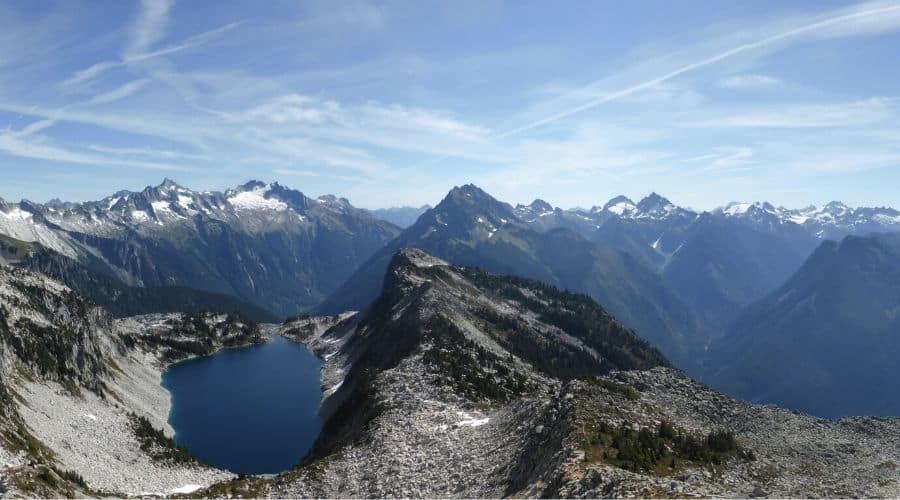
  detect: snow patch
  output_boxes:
[723,202,753,216]
[607,201,637,216]
[176,195,194,210]
[228,185,288,211]
[151,201,171,213]
[324,381,343,396]
[0,207,33,221]
[874,213,900,225]
[170,484,203,494]
[130,210,150,222]
[455,411,489,427]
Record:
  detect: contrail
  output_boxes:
[495,2,900,139]
[59,21,244,89]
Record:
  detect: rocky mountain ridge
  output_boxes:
[317,185,703,370]
[0,233,278,323]
[0,179,401,317]
[214,249,900,498]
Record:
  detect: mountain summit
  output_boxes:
[318,185,702,369]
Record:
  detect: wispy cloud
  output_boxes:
[17,119,57,137]
[272,167,373,184]
[788,152,900,173]
[496,1,900,138]
[699,147,756,172]
[126,0,174,58]
[87,144,208,162]
[684,97,896,128]
[0,126,181,171]
[2,0,899,209]
[718,74,781,89]
[60,61,120,89]
[0,101,207,148]
[83,79,151,106]
[60,20,242,90]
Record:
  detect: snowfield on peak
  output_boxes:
[227,185,289,212]
[606,200,637,216]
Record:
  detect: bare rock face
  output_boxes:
[0,265,116,390]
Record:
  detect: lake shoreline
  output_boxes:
[162,332,325,475]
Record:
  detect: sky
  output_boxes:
[1,0,899,211]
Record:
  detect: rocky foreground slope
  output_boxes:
[206,249,900,498]
[0,263,270,497]
[2,251,900,498]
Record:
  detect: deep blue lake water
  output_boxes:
[161,335,323,474]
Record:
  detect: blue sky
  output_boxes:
[1,0,899,210]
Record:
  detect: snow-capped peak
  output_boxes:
[515,199,555,220]
[721,202,756,216]
[713,200,900,237]
[598,194,684,220]
[227,182,288,211]
[315,194,352,210]
[719,201,782,217]
[636,193,676,216]
[157,177,182,193]
[602,196,638,217]
[821,201,851,217]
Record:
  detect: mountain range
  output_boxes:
[2,179,900,415]
[512,193,899,333]
[0,179,400,318]
[317,185,703,368]
[317,184,900,372]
